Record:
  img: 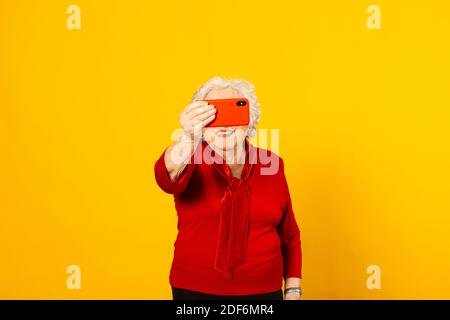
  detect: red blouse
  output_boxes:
[154,139,302,295]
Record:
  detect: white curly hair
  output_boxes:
[191,76,261,137]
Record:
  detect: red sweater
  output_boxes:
[154,139,302,295]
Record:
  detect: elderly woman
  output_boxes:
[154,76,302,300]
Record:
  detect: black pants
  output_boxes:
[172,286,283,300]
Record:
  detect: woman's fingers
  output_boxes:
[187,104,215,118]
[180,100,215,137]
[202,114,216,127]
[191,109,216,133]
[180,102,208,124]
[191,107,216,123]
[192,113,216,132]
[184,100,209,115]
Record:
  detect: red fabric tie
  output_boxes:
[214,177,251,279]
[204,139,255,280]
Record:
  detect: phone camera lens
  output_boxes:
[237,100,247,106]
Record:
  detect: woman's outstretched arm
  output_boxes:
[165,100,216,181]
[154,100,216,194]
[277,158,303,300]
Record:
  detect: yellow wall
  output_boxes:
[1,0,449,299]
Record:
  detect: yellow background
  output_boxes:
[1,0,449,299]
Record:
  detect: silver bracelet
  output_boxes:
[284,287,302,295]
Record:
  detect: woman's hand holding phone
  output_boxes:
[164,101,216,182]
[179,101,216,140]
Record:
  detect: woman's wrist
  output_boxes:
[284,277,302,299]
[284,277,301,289]
[165,130,200,181]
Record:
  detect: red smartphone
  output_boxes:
[203,98,250,127]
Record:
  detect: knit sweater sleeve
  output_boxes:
[276,157,303,280]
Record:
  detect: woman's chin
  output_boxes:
[212,136,240,150]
